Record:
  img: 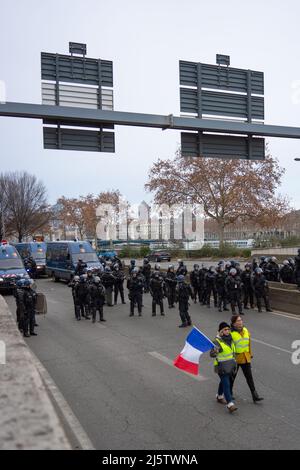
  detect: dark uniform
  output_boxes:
[190,265,203,304]
[23,284,38,336]
[253,271,272,312]
[165,267,177,308]
[241,266,254,309]
[76,277,91,319]
[150,274,166,316]
[69,276,81,320]
[280,262,295,284]
[142,260,152,293]
[295,250,300,289]
[102,268,115,306]
[205,268,218,308]
[225,270,243,315]
[14,281,26,332]
[89,279,106,322]
[175,277,192,327]
[75,259,87,276]
[113,268,126,305]
[127,272,144,316]
[215,268,228,312]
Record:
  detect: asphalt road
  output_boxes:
[5,279,300,450]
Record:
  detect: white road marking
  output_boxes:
[252,338,292,355]
[268,311,300,321]
[29,350,95,450]
[148,351,208,381]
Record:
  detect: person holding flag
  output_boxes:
[210,322,238,413]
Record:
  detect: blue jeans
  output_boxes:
[218,373,233,403]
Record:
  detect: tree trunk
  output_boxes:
[18,232,22,242]
[218,223,225,249]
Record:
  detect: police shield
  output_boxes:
[36,292,47,315]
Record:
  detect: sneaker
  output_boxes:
[216,396,227,405]
[178,323,188,328]
[227,403,238,413]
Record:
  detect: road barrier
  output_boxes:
[268,282,300,315]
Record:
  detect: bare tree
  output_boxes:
[4,172,50,242]
[145,149,289,248]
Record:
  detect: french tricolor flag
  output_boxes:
[174,327,215,376]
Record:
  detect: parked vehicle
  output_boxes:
[46,241,102,282]
[148,250,171,262]
[0,243,27,292]
[15,242,47,276]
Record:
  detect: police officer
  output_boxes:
[205,266,218,309]
[142,258,152,293]
[150,272,166,316]
[164,265,176,309]
[75,258,87,276]
[69,275,81,320]
[294,249,300,289]
[127,267,144,317]
[89,276,106,323]
[14,279,26,332]
[113,266,126,305]
[215,264,228,313]
[23,279,38,337]
[128,259,136,276]
[280,260,295,284]
[102,266,115,307]
[190,264,202,304]
[77,275,91,319]
[176,260,188,277]
[253,268,272,313]
[225,268,243,315]
[175,275,192,328]
[241,263,255,310]
[265,257,280,282]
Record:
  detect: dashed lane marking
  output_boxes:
[252,338,292,355]
[148,351,208,381]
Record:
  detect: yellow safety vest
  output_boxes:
[214,338,235,367]
[231,327,250,354]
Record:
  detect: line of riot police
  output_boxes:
[189,261,272,316]
[252,254,300,286]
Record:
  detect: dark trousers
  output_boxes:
[23,309,35,335]
[206,285,217,306]
[105,287,113,306]
[152,297,164,315]
[295,270,300,288]
[178,299,191,324]
[91,304,104,321]
[192,285,203,303]
[114,285,125,304]
[228,292,243,314]
[167,287,176,307]
[130,293,143,315]
[217,289,227,310]
[256,293,271,311]
[144,276,151,293]
[231,363,256,395]
[243,287,254,308]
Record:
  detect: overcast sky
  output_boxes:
[1,0,300,208]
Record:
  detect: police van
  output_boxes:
[46,241,102,282]
[15,241,47,275]
[0,242,27,292]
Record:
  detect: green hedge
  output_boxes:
[117,244,250,259]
